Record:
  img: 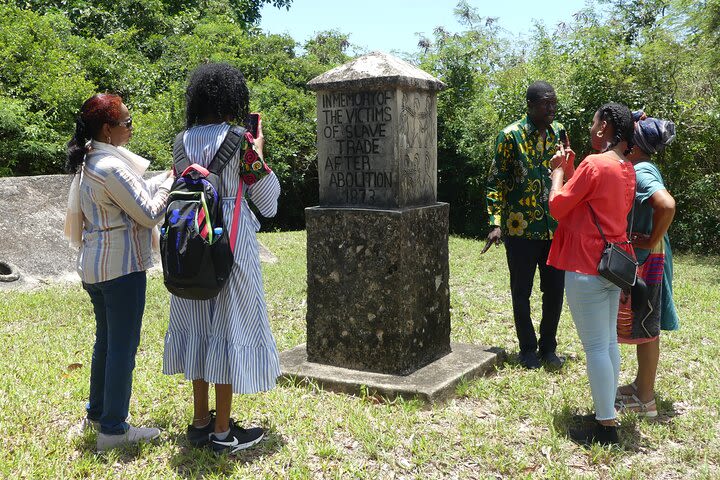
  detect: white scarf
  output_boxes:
[64,140,160,250]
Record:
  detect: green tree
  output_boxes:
[0,5,95,174]
[418,4,501,236]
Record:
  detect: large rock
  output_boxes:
[0,174,77,290]
[0,174,277,290]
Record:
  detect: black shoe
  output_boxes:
[518,350,541,369]
[209,419,264,454]
[540,351,566,371]
[569,421,619,447]
[570,412,598,426]
[186,410,216,447]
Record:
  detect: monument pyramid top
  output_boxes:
[308,51,446,92]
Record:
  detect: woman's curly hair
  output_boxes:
[185,63,250,129]
[597,102,634,153]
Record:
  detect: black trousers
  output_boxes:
[504,237,565,355]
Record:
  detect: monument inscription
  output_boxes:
[319,90,396,207]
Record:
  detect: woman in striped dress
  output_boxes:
[162,63,281,454]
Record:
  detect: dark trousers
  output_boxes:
[83,271,146,435]
[504,237,564,355]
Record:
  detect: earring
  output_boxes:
[106,136,112,144]
[596,131,603,138]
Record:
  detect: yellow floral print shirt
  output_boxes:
[486,116,568,240]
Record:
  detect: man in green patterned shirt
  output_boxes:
[484,81,575,370]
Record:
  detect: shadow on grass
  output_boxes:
[72,432,167,462]
[551,405,643,453]
[167,423,286,478]
[70,421,285,475]
[498,350,574,374]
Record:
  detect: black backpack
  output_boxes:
[160,126,247,300]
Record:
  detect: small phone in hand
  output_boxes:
[559,130,569,148]
[246,113,261,138]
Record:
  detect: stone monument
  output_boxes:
[280,52,501,401]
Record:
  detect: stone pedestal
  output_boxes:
[306,203,450,375]
[280,52,501,398]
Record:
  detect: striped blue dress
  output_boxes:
[162,123,281,394]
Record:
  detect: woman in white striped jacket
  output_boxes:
[65,93,173,451]
[162,63,281,454]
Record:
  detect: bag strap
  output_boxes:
[213,126,248,255]
[589,200,636,245]
[207,126,247,176]
[229,183,244,254]
[588,204,609,244]
[172,130,190,176]
[588,192,635,244]
[214,126,248,255]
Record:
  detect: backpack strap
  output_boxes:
[207,126,247,176]
[211,126,247,255]
[172,130,190,176]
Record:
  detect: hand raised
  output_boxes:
[550,145,566,170]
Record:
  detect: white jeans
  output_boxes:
[565,271,621,420]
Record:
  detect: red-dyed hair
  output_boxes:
[80,93,123,132]
[65,93,124,173]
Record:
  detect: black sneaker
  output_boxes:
[540,351,566,371]
[569,421,619,447]
[186,410,216,448]
[209,420,264,454]
[570,412,598,427]
[518,350,541,369]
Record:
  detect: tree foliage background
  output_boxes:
[0,0,718,252]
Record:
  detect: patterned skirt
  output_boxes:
[617,240,664,344]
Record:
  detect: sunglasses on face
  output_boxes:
[116,116,133,129]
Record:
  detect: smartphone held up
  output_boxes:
[559,129,569,148]
[246,112,261,138]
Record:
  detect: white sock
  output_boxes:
[213,429,230,440]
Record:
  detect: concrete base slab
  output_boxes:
[279,342,504,403]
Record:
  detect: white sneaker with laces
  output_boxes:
[96,425,161,451]
[67,417,100,439]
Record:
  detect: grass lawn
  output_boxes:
[1,231,718,479]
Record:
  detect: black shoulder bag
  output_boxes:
[588,200,638,292]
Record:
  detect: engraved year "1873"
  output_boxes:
[344,188,375,205]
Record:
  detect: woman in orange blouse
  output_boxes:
[547,103,636,446]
